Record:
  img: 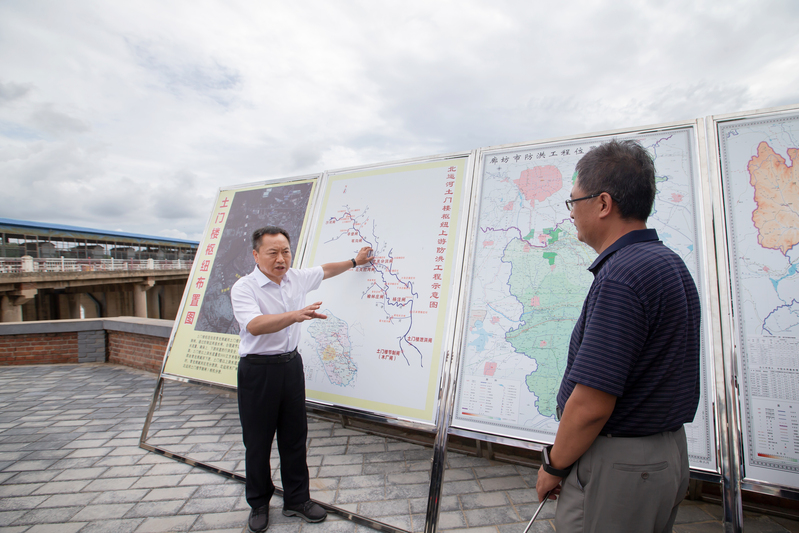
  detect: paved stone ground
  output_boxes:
[1,363,798,533]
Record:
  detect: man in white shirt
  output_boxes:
[231,226,372,533]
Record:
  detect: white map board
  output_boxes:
[299,155,471,425]
[453,125,718,472]
[716,108,799,489]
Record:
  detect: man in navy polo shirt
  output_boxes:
[535,140,701,532]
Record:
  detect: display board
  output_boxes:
[298,155,471,425]
[715,108,799,489]
[143,105,799,532]
[452,125,718,471]
[162,178,318,387]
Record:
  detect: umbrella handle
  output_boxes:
[522,490,552,533]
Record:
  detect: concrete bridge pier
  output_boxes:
[1,295,21,322]
[67,294,82,319]
[133,279,155,318]
[1,289,37,323]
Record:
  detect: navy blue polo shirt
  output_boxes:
[556,229,701,436]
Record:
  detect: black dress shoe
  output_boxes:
[282,500,327,522]
[248,505,269,532]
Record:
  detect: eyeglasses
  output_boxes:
[565,193,602,212]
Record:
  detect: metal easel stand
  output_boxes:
[424,350,458,533]
[702,116,744,533]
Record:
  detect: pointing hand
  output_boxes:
[355,246,373,265]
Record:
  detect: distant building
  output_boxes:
[0,218,197,261]
[0,218,198,323]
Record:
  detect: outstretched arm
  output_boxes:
[322,246,373,279]
[245,301,328,336]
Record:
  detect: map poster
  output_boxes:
[298,156,470,425]
[716,108,799,489]
[453,126,718,471]
[163,178,318,388]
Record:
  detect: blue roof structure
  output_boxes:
[0,218,198,247]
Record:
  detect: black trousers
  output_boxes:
[237,354,310,509]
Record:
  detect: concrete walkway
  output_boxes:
[1,363,797,533]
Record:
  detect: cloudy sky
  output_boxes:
[1,0,797,241]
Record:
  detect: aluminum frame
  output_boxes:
[140,154,481,533]
[139,170,417,533]
[706,104,799,514]
[292,150,479,533]
[421,150,479,533]
[137,106,799,532]
[705,113,746,532]
[450,121,721,462]
[153,173,323,390]
[295,150,476,429]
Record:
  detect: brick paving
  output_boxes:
[1,363,797,532]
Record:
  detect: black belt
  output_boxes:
[558,405,678,438]
[599,427,681,438]
[245,349,298,364]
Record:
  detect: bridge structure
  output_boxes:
[0,218,197,322]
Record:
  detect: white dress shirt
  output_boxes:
[230,265,324,356]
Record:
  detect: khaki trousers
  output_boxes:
[555,426,689,533]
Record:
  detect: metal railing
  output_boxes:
[0,257,193,274]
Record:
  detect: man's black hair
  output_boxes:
[252,226,291,251]
[575,139,656,221]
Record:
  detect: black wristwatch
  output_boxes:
[542,444,573,478]
[350,258,357,268]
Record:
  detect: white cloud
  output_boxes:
[157,228,190,240]
[31,104,91,135]
[0,0,797,240]
[0,80,33,105]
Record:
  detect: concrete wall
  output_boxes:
[0,317,174,373]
